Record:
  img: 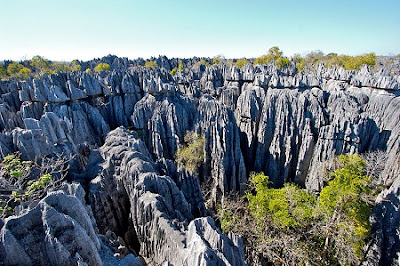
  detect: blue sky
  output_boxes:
[0,0,399,61]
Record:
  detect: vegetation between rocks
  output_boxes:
[217,154,379,265]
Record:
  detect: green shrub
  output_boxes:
[195,59,210,67]
[0,64,7,78]
[0,153,70,218]
[319,154,373,262]
[235,58,249,68]
[222,154,375,265]
[170,67,177,76]
[144,61,158,68]
[176,131,205,174]
[71,60,81,71]
[247,173,316,229]
[254,54,274,65]
[275,57,290,70]
[178,60,184,70]
[293,54,306,72]
[7,62,23,75]
[94,63,111,72]
[254,46,290,69]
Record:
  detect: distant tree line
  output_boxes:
[0,56,115,81]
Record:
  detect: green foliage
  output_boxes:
[247,173,317,229]
[235,58,249,68]
[222,154,375,265]
[195,59,210,67]
[94,63,111,72]
[30,55,52,75]
[218,204,239,232]
[17,67,31,79]
[254,54,275,65]
[144,60,158,68]
[175,131,205,174]
[28,174,52,191]
[178,60,184,70]
[1,153,70,218]
[319,154,372,262]
[71,60,81,71]
[31,55,50,70]
[0,64,7,79]
[275,57,290,70]
[85,68,91,73]
[293,53,306,72]
[7,62,23,75]
[51,62,73,73]
[213,56,225,65]
[254,46,290,69]
[296,51,376,71]
[170,67,177,76]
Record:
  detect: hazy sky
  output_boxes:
[1,0,399,61]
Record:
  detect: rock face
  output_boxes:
[88,127,245,265]
[0,183,142,266]
[0,57,399,264]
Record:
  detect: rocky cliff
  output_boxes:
[0,58,399,265]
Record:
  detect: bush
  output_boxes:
[0,64,7,79]
[17,67,32,80]
[195,59,210,67]
[175,131,205,174]
[319,154,373,263]
[178,60,184,70]
[254,54,274,65]
[144,61,158,68]
[7,62,23,75]
[0,153,71,218]
[94,63,111,72]
[85,68,91,73]
[170,68,177,76]
[219,154,375,265]
[254,46,290,69]
[71,60,81,71]
[247,173,316,229]
[275,57,290,70]
[235,58,249,68]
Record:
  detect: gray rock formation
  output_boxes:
[0,183,142,266]
[88,127,245,265]
[0,56,399,264]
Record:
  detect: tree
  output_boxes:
[218,154,376,265]
[94,63,111,72]
[247,173,316,229]
[17,67,31,80]
[0,64,7,79]
[292,54,306,72]
[254,46,289,69]
[51,62,72,73]
[268,46,283,60]
[275,57,290,70]
[319,154,373,264]
[235,58,249,68]
[144,61,158,68]
[7,62,23,76]
[31,55,51,75]
[175,131,205,174]
[71,60,81,71]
